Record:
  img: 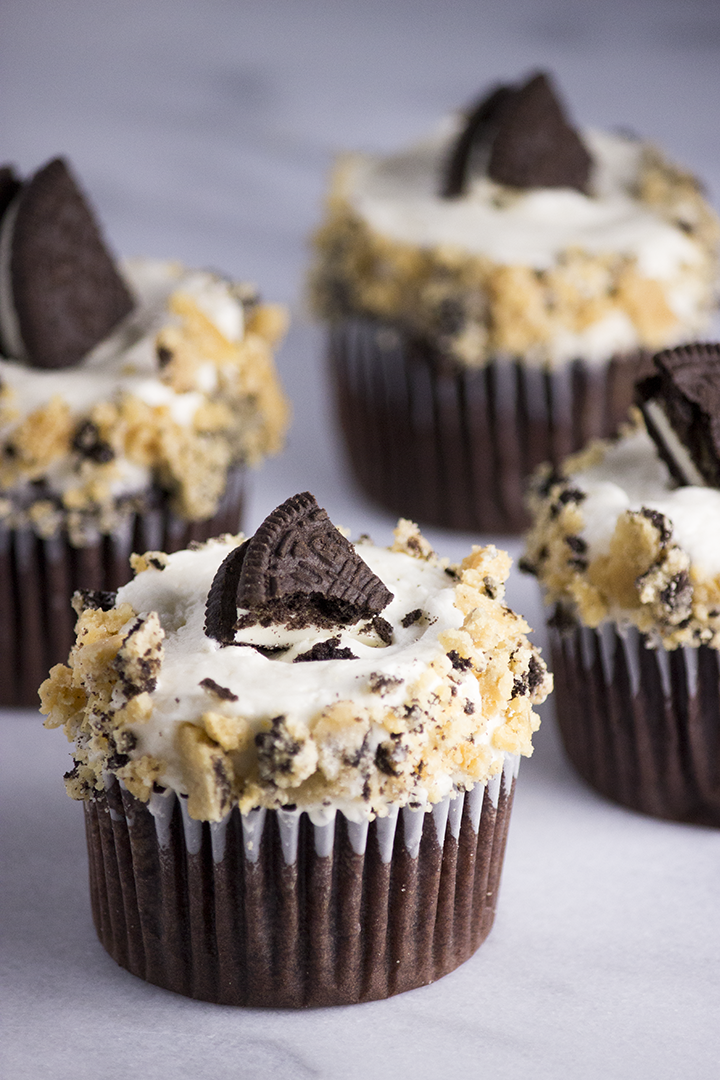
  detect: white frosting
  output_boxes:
[345,125,701,276]
[118,536,509,819]
[0,259,237,420]
[574,426,720,577]
[340,123,711,363]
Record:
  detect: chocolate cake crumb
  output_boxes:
[464,700,475,714]
[200,677,239,702]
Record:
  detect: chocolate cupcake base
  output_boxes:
[330,319,646,533]
[550,620,720,826]
[83,756,518,1007]
[1,467,244,707]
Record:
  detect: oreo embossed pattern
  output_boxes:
[42,493,551,1005]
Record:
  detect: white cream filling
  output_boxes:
[641,399,707,487]
[574,426,720,577]
[0,197,23,359]
[118,537,509,816]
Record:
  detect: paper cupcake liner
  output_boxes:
[83,755,519,1008]
[329,319,647,533]
[1,467,244,707]
[550,619,720,825]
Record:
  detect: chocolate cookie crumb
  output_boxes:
[72,588,118,614]
[401,608,423,628]
[368,672,403,695]
[200,677,239,702]
[447,649,472,671]
[293,637,358,663]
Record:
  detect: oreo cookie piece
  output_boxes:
[441,85,515,198]
[441,71,591,197]
[2,157,134,369]
[636,343,720,488]
[0,166,21,223]
[204,540,249,644]
[205,493,394,643]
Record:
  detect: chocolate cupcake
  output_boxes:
[524,344,720,824]
[41,492,551,1006]
[0,157,289,705]
[311,72,719,533]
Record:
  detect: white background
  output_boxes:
[2,2,720,1077]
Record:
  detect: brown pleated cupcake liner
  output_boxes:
[83,755,519,1007]
[329,318,648,534]
[550,619,720,826]
[1,467,244,707]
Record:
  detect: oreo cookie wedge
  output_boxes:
[442,71,591,196]
[441,84,516,197]
[1,157,135,369]
[205,493,394,641]
[0,166,21,223]
[636,343,720,488]
[489,72,591,192]
[205,540,249,643]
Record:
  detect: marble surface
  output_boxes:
[2,1,720,1077]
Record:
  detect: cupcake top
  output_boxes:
[0,158,289,543]
[312,72,719,369]
[41,493,551,823]
[523,344,720,649]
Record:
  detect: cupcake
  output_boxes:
[523,343,720,825]
[311,71,719,534]
[41,492,551,1006]
[0,157,289,705]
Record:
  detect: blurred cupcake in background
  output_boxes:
[523,343,720,825]
[0,157,289,705]
[311,71,719,533]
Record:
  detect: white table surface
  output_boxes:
[2,2,720,1077]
